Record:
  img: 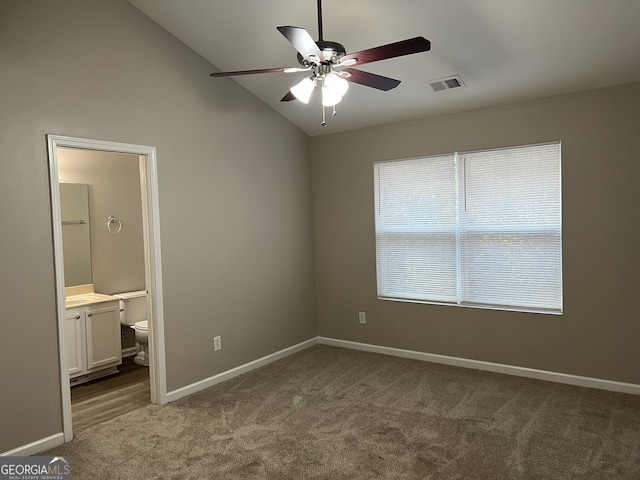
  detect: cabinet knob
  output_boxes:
[75,315,81,320]
[87,313,93,317]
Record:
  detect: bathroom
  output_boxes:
[58,147,151,429]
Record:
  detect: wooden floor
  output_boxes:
[71,356,150,433]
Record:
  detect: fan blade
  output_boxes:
[340,36,431,67]
[281,91,297,102]
[342,68,401,91]
[277,26,324,61]
[210,66,309,77]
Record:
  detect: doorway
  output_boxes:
[47,135,167,442]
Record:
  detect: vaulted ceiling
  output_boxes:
[129,0,640,136]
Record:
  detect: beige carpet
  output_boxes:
[44,345,640,479]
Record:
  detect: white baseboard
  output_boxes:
[166,337,318,403]
[1,433,64,457]
[318,337,640,396]
[9,335,636,457]
[121,347,138,358]
[4,339,317,457]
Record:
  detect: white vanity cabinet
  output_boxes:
[65,300,122,382]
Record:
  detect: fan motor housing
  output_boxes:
[298,40,346,66]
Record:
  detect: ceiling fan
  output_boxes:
[210,0,431,126]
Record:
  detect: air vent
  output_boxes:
[428,75,466,92]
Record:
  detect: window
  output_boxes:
[374,142,562,314]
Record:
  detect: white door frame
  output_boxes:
[47,135,167,443]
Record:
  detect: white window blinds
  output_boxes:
[374,142,562,314]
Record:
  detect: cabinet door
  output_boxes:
[65,309,85,376]
[85,303,121,370]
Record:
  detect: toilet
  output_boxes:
[113,290,149,367]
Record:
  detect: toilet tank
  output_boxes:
[113,290,148,326]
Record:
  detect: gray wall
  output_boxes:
[58,148,146,295]
[0,0,316,453]
[311,82,640,385]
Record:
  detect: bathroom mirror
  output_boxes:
[60,183,92,286]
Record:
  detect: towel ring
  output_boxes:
[107,216,122,233]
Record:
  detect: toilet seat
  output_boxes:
[133,320,148,332]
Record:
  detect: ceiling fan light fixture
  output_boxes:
[321,88,342,107]
[290,77,316,104]
[321,72,349,106]
[326,72,349,96]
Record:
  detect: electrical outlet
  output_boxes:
[214,336,222,351]
[358,312,366,324]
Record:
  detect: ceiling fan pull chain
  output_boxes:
[332,105,337,116]
[321,104,327,127]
